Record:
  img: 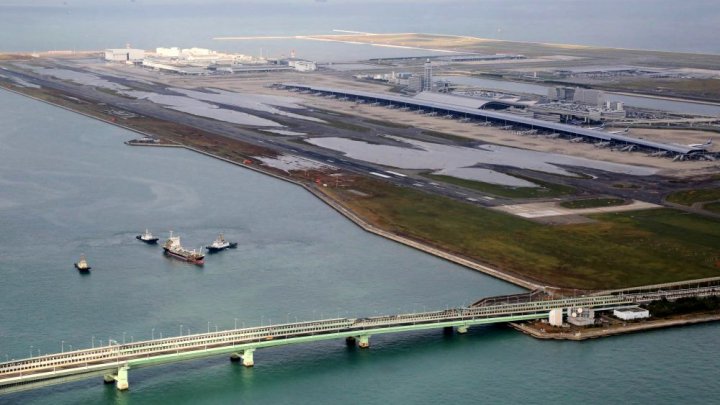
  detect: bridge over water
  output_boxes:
[1,281,718,395]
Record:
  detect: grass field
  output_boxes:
[424,173,575,199]
[328,179,720,290]
[560,198,626,209]
[666,188,720,206]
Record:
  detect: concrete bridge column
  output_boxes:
[116,366,129,391]
[241,349,255,367]
[457,325,468,334]
[358,335,370,349]
[104,366,130,390]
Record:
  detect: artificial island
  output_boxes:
[1,32,719,393]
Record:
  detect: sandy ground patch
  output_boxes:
[493,200,660,218]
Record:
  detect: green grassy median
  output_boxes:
[329,179,720,290]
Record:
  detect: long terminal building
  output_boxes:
[278,83,715,160]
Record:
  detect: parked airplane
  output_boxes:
[688,139,713,149]
[607,127,630,135]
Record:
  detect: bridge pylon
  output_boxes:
[358,335,370,349]
[457,325,468,334]
[103,365,129,391]
[241,348,255,367]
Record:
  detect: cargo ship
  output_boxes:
[74,254,91,272]
[136,229,159,244]
[163,232,204,265]
[206,233,238,253]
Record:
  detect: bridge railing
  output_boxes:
[10,289,718,382]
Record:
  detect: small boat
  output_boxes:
[163,232,204,265]
[74,254,91,272]
[136,229,159,244]
[206,233,237,253]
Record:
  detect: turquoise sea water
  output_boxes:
[1,84,719,405]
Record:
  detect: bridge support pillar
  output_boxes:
[116,366,129,391]
[457,325,468,334]
[241,349,255,367]
[103,366,130,390]
[358,335,370,349]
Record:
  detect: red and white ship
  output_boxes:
[163,232,204,265]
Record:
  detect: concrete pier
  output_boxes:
[103,366,129,390]
[241,349,255,367]
[358,335,370,349]
[116,366,129,391]
[457,325,468,334]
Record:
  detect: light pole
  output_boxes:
[234,318,238,329]
[208,321,210,334]
[61,340,64,353]
[180,324,183,336]
[151,328,155,340]
[29,345,33,358]
[123,332,126,344]
[92,336,95,348]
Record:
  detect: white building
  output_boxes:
[288,60,317,72]
[156,47,180,58]
[613,307,650,321]
[104,48,145,62]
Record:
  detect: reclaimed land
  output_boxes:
[3,81,720,290]
[510,312,720,341]
[559,198,627,209]
[666,187,720,206]
[424,173,576,199]
[323,178,720,290]
[511,296,720,340]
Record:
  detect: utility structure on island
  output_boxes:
[1,277,719,395]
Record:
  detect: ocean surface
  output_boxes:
[0,1,719,56]
[1,81,720,405]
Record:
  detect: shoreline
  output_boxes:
[509,313,720,340]
[0,86,541,290]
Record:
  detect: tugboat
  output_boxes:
[74,254,91,273]
[162,232,204,265]
[136,229,159,244]
[206,233,238,253]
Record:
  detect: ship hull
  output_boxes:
[74,263,91,272]
[136,235,159,244]
[163,247,204,265]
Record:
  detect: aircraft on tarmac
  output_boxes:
[688,139,713,150]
